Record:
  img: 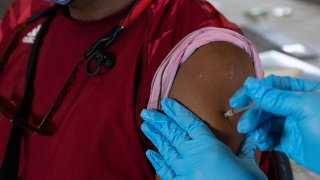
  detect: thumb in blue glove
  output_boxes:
[141,98,266,180]
[230,75,320,174]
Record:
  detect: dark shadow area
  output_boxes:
[0,0,12,18]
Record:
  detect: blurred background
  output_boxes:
[1,0,320,179]
[0,0,11,18]
[211,0,320,81]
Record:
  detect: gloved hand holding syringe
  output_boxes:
[229,75,320,174]
[140,75,320,180]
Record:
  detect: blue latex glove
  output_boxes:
[230,75,320,174]
[140,98,267,180]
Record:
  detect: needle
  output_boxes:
[224,103,256,117]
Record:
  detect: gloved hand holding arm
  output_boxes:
[141,98,266,180]
[230,75,320,174]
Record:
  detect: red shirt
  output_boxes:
[0,0,270,179]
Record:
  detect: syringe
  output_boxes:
[224,103,256,117]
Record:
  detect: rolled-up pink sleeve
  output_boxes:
[148,27,264,110]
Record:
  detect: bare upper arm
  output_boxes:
[169,41,256,153]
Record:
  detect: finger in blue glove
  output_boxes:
[146,150,176,179]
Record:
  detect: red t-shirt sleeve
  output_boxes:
[145,0,241,67]
[172,0,241,43]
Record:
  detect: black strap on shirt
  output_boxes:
[0,6,60,179]
[0,126,22,180]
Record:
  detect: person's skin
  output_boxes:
[169,42,258,157]
[68,0,134,21]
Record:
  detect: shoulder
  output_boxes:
[170,41,256,105]
[178,41,256,86]
[169,42,256,152]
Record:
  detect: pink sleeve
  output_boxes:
[147,27,264,110]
